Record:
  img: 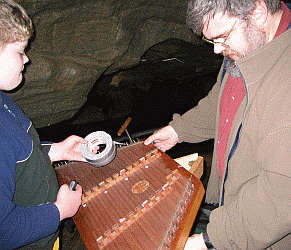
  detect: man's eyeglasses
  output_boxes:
[202,19,238,48]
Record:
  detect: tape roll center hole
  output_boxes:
[88,137,107,155]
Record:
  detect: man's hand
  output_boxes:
[144,125,179,152]
[184,234,208,250]
[48,135,87,162]
[54,184,82,221]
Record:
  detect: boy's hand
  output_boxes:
[48,135,87,162]
[54,184,82,221]
[144,125,179,152]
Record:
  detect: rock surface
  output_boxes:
[8,0,199,127]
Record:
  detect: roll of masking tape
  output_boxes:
[81,131,116,167]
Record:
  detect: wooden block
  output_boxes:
[175,154,203,179]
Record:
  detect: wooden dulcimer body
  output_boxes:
[55,141,205,250]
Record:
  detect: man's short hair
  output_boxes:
[0,0,33,46]
[186,0,281,35]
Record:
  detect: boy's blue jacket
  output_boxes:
[0,91,60,249]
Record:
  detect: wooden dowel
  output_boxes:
[117,117,132,136]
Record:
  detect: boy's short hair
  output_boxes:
[0,0,33,46]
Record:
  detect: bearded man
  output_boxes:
[144,0,291,249]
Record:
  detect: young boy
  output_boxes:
[0,0,87,249]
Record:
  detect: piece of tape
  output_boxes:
[81,131,116,167]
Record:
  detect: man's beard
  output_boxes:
[244,21,267,56]
[226,22,267,77]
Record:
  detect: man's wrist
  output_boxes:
[202,232,217,250]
